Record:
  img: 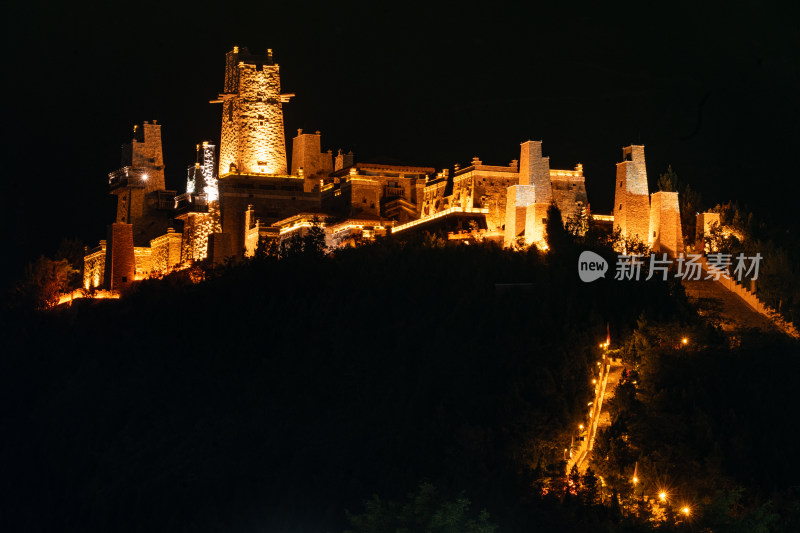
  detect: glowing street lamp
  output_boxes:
[681,337,688,345]
[681,506,691,516]
[632,476,638,485]
[579,424,584,431]
[658,491,667,502]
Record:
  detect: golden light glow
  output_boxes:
[579,424,584,430]
[632,476,638,484]
[681,337,689,345]
[57,289,120,306]
[658,491,667,502]
[681,506,690,516]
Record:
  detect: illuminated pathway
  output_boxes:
[585,360,624,468]
[568,353,624,473]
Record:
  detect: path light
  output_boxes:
[579,424,584,430]
[681,506,690,516]
[658,491,667,502]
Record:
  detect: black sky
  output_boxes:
[3,0,799,284]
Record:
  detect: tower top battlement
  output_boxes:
[621,145,645,164]
[223,47,277,94]
[119,121,165,193]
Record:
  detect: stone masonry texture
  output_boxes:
[504,184,535,246]
[105,223,135,291]
[613,145,650,242]
[219,48,288,176]
[649,191,684,256]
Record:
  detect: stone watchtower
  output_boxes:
[108,121,173,243]
[212,47,293,176]
[103,121,174,291]
[109,121,166,225]
[520,141,552,245]
[613,145,650,242]
[649,191,684,256]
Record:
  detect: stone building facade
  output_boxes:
[452,158,519,235]
[150,228,183,274]
[83,241,106,290]
[323,162,433,223]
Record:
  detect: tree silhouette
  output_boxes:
[12,255,77,309]
[345,483,497,533]
[545,203,571,253]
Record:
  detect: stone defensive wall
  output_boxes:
[699,256,799,339]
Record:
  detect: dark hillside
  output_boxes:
[1,241,718,532]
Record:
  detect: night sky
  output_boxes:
[4,1,798,285]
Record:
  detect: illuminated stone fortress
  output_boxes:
[83,47,684,292]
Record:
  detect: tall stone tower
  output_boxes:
[124,121,166,193]
[613,145,650,242]
[213,46,293,176]
[108,121,173,244]
[649,191,684,256]
[291,129,333,192]
[519,141,552,245]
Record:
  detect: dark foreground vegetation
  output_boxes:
[3,234,799,532]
